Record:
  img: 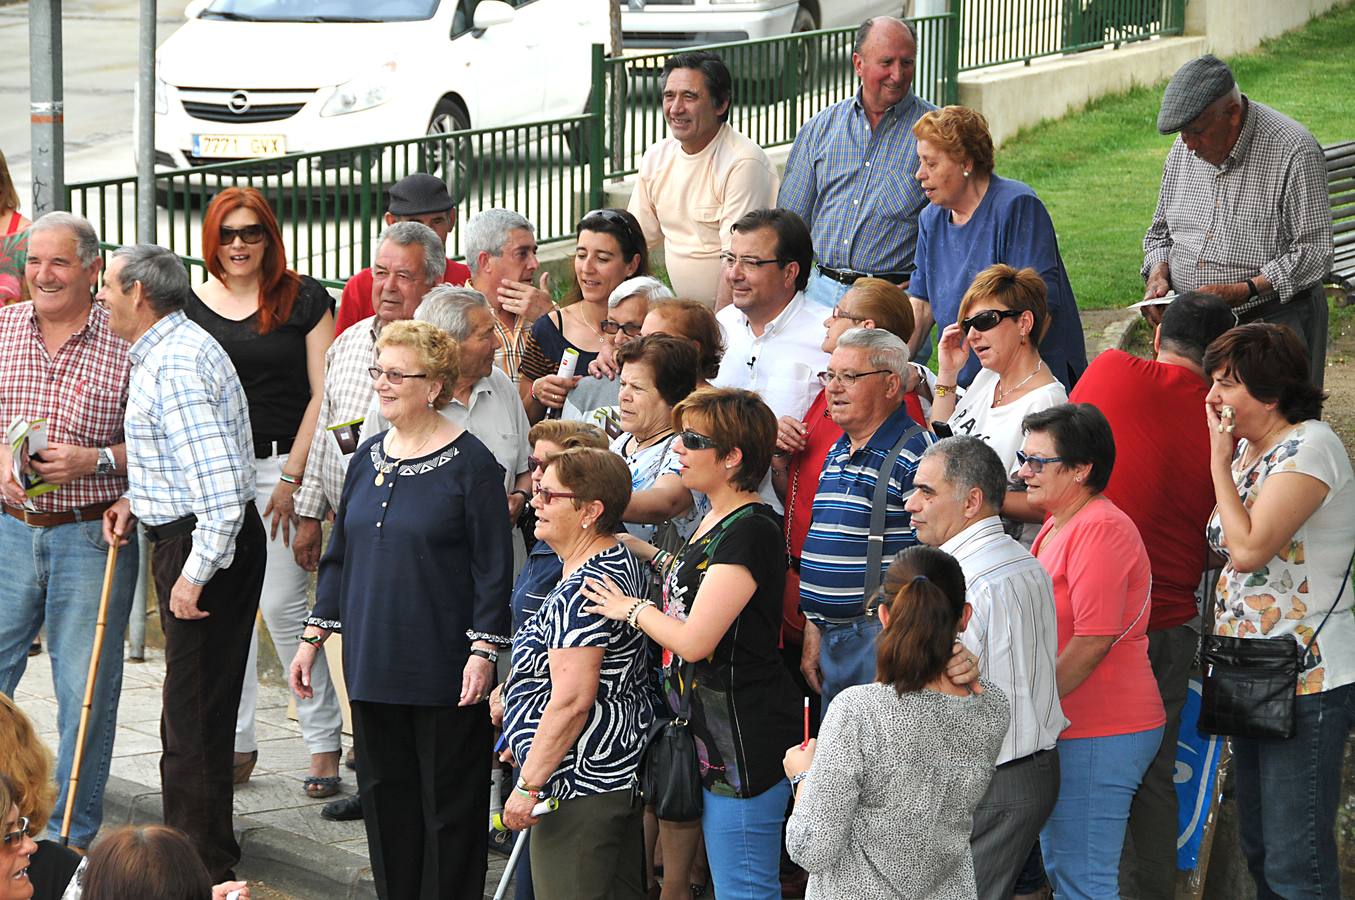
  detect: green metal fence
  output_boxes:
[958,0,1187,71]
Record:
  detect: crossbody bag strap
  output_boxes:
[1301,548,1355,665]
[863,422,924,603]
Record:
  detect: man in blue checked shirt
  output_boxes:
[100,244,265,883]
[778,16,935,312]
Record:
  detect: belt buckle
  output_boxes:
[20,508,37,526]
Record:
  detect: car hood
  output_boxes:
[159,18,428,89]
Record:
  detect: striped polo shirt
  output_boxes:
[799,405,934,619]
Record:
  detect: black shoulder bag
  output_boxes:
[1199,551,1354,740]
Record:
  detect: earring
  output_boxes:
[1075,476,1083,483]
[963,170,970,178]
[725,463,735,470]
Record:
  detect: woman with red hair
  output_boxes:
[186,187,344,798]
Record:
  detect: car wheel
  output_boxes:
[757,5,819,102]
[423,97,473,204]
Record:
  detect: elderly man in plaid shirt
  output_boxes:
[0,212,138,851]
[1143,54,1333,388]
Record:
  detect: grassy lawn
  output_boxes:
[997,3,1355,311]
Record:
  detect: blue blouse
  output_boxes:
[310,430,513,706]
[511,539,563,633]
[503,544,654,800]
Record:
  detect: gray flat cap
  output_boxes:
[387,173,453,216]
[1158,55,1235,134]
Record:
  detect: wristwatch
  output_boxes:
[470,647,499,664]
[1245,278,1259,300]
[95,447,117,476]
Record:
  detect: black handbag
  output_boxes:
[1199,552,1353,740]
[637,665,703,822]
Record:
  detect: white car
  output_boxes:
[619,0,913,50]
[150,0,607,170]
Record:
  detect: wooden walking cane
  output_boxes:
[59,538,121,847]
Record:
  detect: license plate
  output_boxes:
[191,134,287,159]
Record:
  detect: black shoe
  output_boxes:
[487,826,514,858]
[320,793,364,821]
[28,639,41,657]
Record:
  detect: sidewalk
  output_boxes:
[11,647,514,900]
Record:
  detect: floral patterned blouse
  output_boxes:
[1206,421,1355,695]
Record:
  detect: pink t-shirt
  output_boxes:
[1034,498,1165,739]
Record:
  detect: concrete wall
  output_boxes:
[1185,0,1349,58]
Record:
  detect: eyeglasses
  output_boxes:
[816,369,890,387]
[1015,450,1065,473]
[368,366,429,385]
[678,430,718,451]
[960,308,1022,333]
[2,817,30,846]
[830,306,868,322]
[219,224,266,245]
[536,487,579,504]
[719,252,786,271]
[600,318,643,337]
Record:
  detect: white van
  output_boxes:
[151,0,607,169]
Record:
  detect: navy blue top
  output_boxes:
[310,429,513,706]
[910,175,1087,389]
[511,539,563,633]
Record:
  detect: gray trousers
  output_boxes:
[971,747,1060,900]
[1238,284,1328,390]
[1120,623,1198,900]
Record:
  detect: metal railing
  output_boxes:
[958,0,1186,71]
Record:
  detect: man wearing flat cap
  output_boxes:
[1142,54,1332,387]
[334,172,473,335]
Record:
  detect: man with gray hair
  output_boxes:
[905,436,1064,900]
[98,243,263,881]
[464,208,554,382]
[0,212,138,851]
[1143,54,1332,387]
[798,327,935,707]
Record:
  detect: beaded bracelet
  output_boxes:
[626,599,654,629]
[278,472,302,486]
[788,771,809,787]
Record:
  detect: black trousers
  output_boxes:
[352,699,492,900]
[150,505,265,882]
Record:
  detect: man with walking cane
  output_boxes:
[100,244,266,882]
[0,212,138,852]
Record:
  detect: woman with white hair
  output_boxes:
[565,275,675,427]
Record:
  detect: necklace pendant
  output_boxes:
[374,471,385,487]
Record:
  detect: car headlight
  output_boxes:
[155,75,168,116]
[321,62,397,118]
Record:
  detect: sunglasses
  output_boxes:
[960,308,1021,333]
[678,430,718,451]
[368,366,429,385]
[600,318,643,337]
[580,208,639,243]
[2,816,29,846]
[219,224,267,245]
[1015,450,1065,474]
[536,487,579,504]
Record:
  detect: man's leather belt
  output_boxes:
[143,514,197,543]
[817,264,909,287]
[254,437,294,459]
[3,500,116,528]
[997,747,1055,770]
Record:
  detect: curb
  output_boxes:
[100,774,378,899]
[1105,309,1144,355]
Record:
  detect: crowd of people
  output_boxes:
[0,13,1349,900]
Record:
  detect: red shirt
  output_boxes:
[1070,349,1213,630]
[334,258,471,336]
[1034,498,1164,739]
[780,389,925,644]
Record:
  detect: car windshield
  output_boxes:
[201,0,438,23]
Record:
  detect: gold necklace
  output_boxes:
[995,359,1043,405]
[374,421,440,486]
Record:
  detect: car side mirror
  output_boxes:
[472,0,515,35]
[184,0,209,18]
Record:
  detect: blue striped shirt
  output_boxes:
[799,405,933,619]
[125,310,255,585]
[778,89,936,274]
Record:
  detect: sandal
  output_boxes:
[304,775,341,799]
[232,750,258,785]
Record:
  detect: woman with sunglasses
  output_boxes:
[567,275,674,427]
[929,264,1066,530]
[0,694,79,900]
[520,209,651,423]
[1017,403,1163,899]
[290,320,513,898]
[582,388,800,900]
[1,776,37,900]
[185,187,344,798]
[909,106,1086,389]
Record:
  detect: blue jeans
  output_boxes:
[1040,726,1163,900]
[0,512,138,848]
[816,616,882,710]
[802,267,850,312]
[702,779,791,900]
[1233,682,1355,899]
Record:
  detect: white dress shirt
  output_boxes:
[713,290,829,422]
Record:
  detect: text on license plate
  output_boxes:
[192,134,287,159]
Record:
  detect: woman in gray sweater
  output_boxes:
[783,546,1009,900]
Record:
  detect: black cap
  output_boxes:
[387,173,453,216]
[1157,55,1236,134]
[1160,290,1237,354]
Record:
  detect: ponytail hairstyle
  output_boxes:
[875,546,968,695]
